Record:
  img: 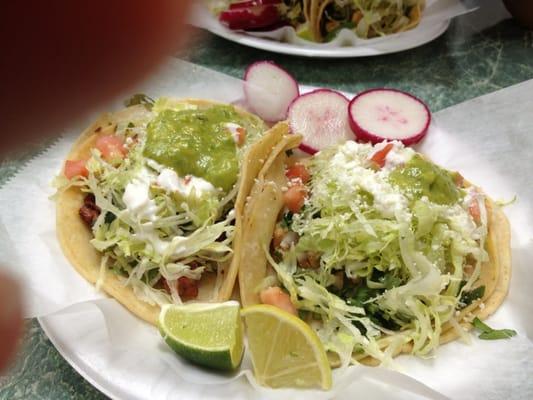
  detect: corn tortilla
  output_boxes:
[57,99,283,325]
[239,138,511,366]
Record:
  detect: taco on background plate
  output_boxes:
[239,134,511,366]
[210,0,425,43]
[307,0,425,42]
[55,96,291,325]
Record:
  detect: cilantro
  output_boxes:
[281,212,294,229]
[125,93,155,110]
[324,21,356,42]
[345,282,401,331]
[472,317,517,340]
[347,285,376,308]
[495,195,517,207]
[104,212,116,224]
[459,285,485,308]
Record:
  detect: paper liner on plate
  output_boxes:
[190,0,476,54]
[1,59,532,399]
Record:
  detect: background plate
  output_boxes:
[193,20,450,58]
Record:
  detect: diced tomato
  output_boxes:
[95,135,127,161]
[454,172,465,188]
[352,10,363,24]
[285,163,310,183]
[64,159,88,179]
[469,200,481,225]
[235,127,246,147]
[370,143,394,168]
[177,276,199,299]
[260,286,297,315]
[283,183,307,213]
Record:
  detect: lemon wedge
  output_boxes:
[242,304,332,389]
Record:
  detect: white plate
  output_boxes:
[37,304,447,400]
[189,2,458,58]
[36,89,533,400]
[194,21,450,58]
[39,315,124,400]
[13,68,530,399]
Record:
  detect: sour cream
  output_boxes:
[123,168,158,221]
[134,223,187,256]
[224,122,243,143]
[156,168,216,197]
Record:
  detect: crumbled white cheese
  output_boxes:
[384,142,414,171]
[328,142,410,219]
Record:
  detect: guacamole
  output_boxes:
[388,154,461,205]
[144,105,261,192]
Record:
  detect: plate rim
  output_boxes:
[192,20,451,58]
[38,316,125,400]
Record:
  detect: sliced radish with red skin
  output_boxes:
[288,89,354,154]
[348,88,431,145]
[244,61,299,122]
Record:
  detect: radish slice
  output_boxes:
[348,88,431,145]
[244,61,299,122]
[288,89,353,154]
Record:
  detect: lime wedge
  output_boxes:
[158,301,243,371]
[242,304,332,389]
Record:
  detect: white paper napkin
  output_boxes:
[0,59,531,399]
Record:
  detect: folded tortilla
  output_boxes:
[238,134,511,366]
[309,0,425,42]
[56,99,282,325]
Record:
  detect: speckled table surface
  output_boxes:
[1,2,532,399]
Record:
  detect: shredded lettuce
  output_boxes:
[56,99,246,305]
[269,141,489,363]
[152,97,198,114]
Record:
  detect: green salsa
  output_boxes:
[144,105,260,192]
[388,154,461,205]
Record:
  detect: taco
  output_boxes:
[309,0,426,42]
[211,0,425,43]
[55,97,286,325]
[239,135,511,366]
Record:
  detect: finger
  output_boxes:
[0,271,23,371]
[0,1,192,151]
